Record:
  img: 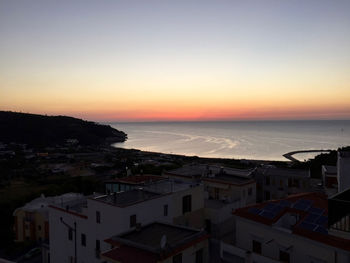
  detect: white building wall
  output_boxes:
[49,185,204,263]
[338,152,350,193]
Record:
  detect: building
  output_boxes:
[164,164,255,184]
[13,193,84,243]
[101,222,209,263]
[255,166,310,202]
[164,164,257,238]
[48,180,205,263]
[220,192,350,263]
[337,151,350,193]
[322,165,338,196]
[328,188,350,239]
[105,174,164,194]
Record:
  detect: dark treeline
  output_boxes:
[0,111,126,147]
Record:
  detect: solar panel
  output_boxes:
[279,200,291,207]
[314,225,328,235]
[260,210,276,219]
[248,207,261,215]
[264,203,277,211]
[299,221,317,231]
[295,199,313,206]
[293,203,309,211]
[315,216,328,225]
[264,203,284,214]
[308,207,324,215]
[304,213,320,223]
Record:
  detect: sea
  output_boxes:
[110,120,350,161]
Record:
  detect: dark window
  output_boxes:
[279,250,290,263]
[265,177,270,186]
[265,191,270,200]
[195,249,203,263]
[81,233,86,247]
[38,225,41,231]
[182,195,192,214]
[96,211,101,224]
[96,240,101,258]
[164,204,168,216]
[68,228,73,241]
[252,240,261,254]
[96,239,100,250]
[130,214,137,227]
[248,187,252,196]
[173,253,182,263]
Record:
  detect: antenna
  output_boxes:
[160,235,167,249]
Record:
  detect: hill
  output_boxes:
[0,111,127,146]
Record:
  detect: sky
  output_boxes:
[1,0,350,121]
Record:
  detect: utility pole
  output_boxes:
[60,217,77,263]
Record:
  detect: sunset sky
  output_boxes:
[1,0,350,121]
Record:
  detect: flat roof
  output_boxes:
[103,222,208,262]
[257,166,309,178]
[105,175,164,185]
[166,164,255,178]
[202,174,255,185]
[93,189,161,207]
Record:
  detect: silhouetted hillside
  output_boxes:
[0,111,127,146]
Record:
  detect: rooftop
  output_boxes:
[93,189,161,207]
[165,164,255,179]
[105,174,164,185]
[257,166,309,178]
[102,222,208,263]
[14,193,85,218]
[234,192,350,250]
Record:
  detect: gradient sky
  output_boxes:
[1,0,350,121]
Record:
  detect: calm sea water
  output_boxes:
[110,121,350,161]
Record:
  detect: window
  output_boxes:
[279,250,290,263]
[96,211,101,224]
[195,249,203,263]
[264,191,270,200]
[96,239,100,250]
[68,228,73,241]
[164,204,168,216]
[173,253,182,263]
[38,225,41,231]
[248,187,252,196]
[252,240,261,254]
[96,240,101,258]
[265,176,270,186]
[130,214,137,227]
[182,195,192,214]
[81,233,86,247]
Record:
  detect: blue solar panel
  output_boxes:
[294,199,312,207]
[248,207,261,215]
[308,207,324,215]
[304,213,320,223]
[315,216,328,225]
[279,200,291,207]
[264,203,284,214]
[260,210,276,219]
[314,225,328,235]
[299,221,317,231]
[293,203,309,211]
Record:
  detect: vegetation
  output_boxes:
[0,175,103,258]
[0,111,126,147]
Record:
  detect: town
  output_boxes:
[1,139,349,263]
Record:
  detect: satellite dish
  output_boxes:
[160,235,167,249]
